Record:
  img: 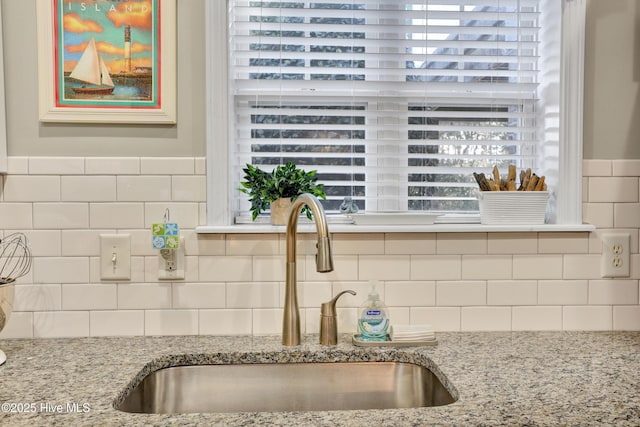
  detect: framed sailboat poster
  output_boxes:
[36,0,176,124]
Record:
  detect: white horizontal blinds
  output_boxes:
[230,0,540,215]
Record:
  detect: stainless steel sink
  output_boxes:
[115,361,456,414]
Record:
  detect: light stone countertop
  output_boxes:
[0,332,638,426]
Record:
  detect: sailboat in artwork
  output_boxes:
[69,37,115,95]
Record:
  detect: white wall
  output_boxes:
[1,0,206,157]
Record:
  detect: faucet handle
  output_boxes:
[319,290,356,346]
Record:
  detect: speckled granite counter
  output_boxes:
[0,332,638,426]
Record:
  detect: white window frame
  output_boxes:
[199,0,590,233]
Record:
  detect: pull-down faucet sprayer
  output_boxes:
[282,193,333,346]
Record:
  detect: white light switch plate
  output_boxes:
[100,234,131,280]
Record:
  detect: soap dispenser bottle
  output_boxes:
[357,280,389,341]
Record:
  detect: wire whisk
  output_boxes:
[0,233,32,282]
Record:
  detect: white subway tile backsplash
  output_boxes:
[199,256,252,282]
[335,307,359,334]
[538,233,589,254]
[512,306,562,331]
[461,255,512,280]
[33,257,89,284]
[190,232,225,256]
[461,307,511,331]
[145,310,199,336]
[563,254,601,280]
[437,233,487,254]
[538,280,588,305]
[359,255,410,281]
[117,176,171,201]
[252,309,284,335]
[117,283,171,309]
[90,310,144,336]
[184,256,200,282]
[61,176,116,201]
[34,311,90,338]
[141,158,195,175]
[130,257,146,283]
[588,280,638,305]
[582,203,614,228]
[29,157,85,175]
[300,281,332,308]
[85,157,140,175]
[227,282,280,309]
[34,203,89,229]
[384,233,436,255]
[333,233,385,255]
[614,203,640,228]
[14,284,61,311]
[487,233,538,254]
[410,307,461,331]
[62,283,117,310]
[172,283,225,309]
[563,306,613,330]
[0,203,33,229]
[387,307,411,325]
[0,312,33,338]
[61,229,108,256]
[437,281,486,306]
[3,176,61,202]
[613,306,640,330]
[513,255,563,280]
[253,256,286,282]
[487,281,537,306]
[4,155,638,337]
[18,230,61,257]
[385,281,435,307]
[589,177,638,203]
[195,158,206,175]
[90,203,144,229]
[582,159,612,177]
[612,159,640,176]
[7,157,29,175]
[411,255,461,280]
[199,309,252,335]
[127,229,156,256]
[172,176,206,202]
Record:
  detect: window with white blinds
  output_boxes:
[229,0,551,218]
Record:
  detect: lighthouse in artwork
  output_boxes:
[124,25,132,74]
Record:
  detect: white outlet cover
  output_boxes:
[601,232,630,278]
[158,237,185,280]
[100,234,131,280]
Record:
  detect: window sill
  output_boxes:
[196,223,595,234]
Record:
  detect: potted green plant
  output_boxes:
[239,162,326,224]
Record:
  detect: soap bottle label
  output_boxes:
[358,314,389,341]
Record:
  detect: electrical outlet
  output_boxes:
[601,232,630,278]
[100,234,131,280]
[158,237,185,280]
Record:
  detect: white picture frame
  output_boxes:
[36,0,176,124]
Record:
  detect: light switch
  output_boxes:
[100,234,131,280]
